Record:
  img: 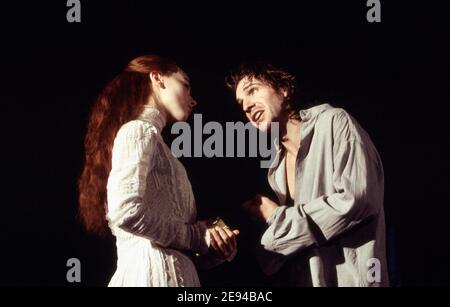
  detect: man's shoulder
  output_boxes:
[316,105,350,126]
[317,105,373,146]
[314,105,365,140]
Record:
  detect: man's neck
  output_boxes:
[280,116,302,156]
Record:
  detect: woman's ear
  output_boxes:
[149,71,165,89]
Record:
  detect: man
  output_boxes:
[226,62,389,286]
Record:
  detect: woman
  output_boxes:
[78,55,238,286]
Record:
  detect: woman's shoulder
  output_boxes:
[111,120,162,159]
[116,119,159,141]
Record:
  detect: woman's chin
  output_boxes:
[182,112,191,121]
[172,112,188,122]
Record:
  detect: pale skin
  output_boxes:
[149,70,239,260]
[236,76,302,222]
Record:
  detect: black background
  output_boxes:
[0,0,449,286]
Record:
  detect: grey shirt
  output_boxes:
[258,103,389,286]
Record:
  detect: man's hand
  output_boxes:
[243,194,279,222]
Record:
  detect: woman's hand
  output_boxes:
[208,226,240,261]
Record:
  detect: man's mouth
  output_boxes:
[252,110,264,123]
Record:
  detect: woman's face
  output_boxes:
[157,70,196,122]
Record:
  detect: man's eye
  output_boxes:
[248,87,257,95]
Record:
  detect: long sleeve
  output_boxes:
[194,253,226,271]
[261,111,384,258]
[194,238,237,270]
[106,120,209,255]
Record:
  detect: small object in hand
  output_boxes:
[208,217,229,229]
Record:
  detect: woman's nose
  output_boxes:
[190,97,197,107]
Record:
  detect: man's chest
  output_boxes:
[285,152,297,200]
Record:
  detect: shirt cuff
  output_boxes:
[265,206,284,225]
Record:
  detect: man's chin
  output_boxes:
[257,121,271,132]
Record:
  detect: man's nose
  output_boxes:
[243,98,255,113]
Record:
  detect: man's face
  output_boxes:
[235,76,287,132]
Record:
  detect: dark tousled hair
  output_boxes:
[225,61,300,119]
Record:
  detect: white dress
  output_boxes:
[106,105,210,287]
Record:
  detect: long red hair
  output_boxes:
[78,55,179,237]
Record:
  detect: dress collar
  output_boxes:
[137,105,166,132]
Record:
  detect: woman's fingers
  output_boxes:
[216,227,233,255]
[208,229,220,253]
[209,225,240,259]
[222,227,238,250]
[209,228,229,256]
